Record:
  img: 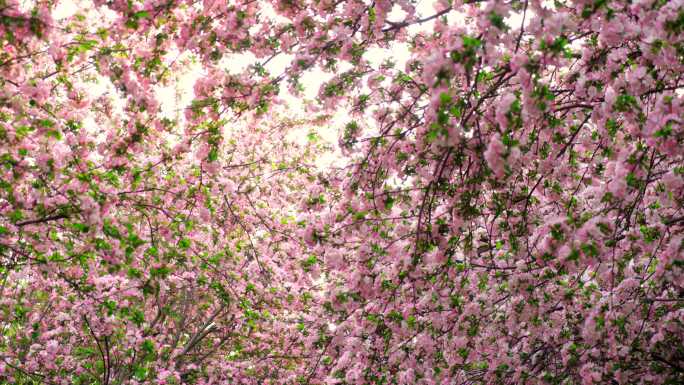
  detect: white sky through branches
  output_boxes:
[49,0,529,170]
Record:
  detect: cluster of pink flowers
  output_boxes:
[1,0,683,384]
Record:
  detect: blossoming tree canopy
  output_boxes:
[1,0,683,384]
[303,0,684,384]
[1,0,331,382]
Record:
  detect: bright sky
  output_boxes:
[48,0,533,170]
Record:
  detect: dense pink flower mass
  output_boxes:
[1,0,683,384]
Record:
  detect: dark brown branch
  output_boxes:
[16,213,69,227]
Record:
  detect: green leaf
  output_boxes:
[72,223,90,233]
[130,308,145,326]
[178,238,191,249]
[103,223,121,239]
[133,365,148,380]
[133,10,150,19]
[37,119,55,128]
[488,11,508,31]
[654,122,673,138]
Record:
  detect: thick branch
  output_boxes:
[15,213,69,227]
